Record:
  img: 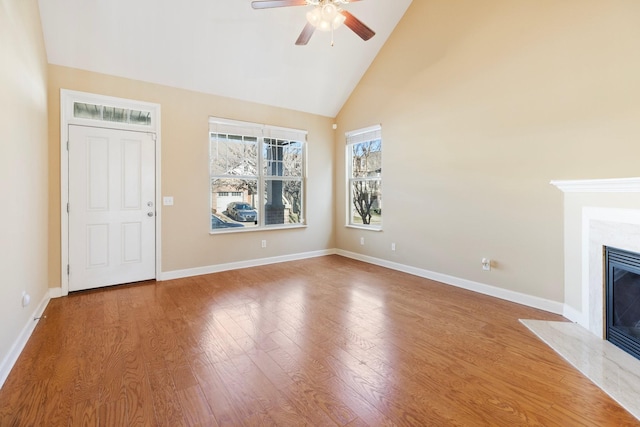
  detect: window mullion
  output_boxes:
[258,136,264,227]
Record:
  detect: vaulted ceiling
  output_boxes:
[38,0,413,117]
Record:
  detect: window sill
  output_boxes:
[210,223,307,235]
[345,224,382,232]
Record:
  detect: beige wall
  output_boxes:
[47,65,335,285]
[0,0,49,368]
[335,0,640,302]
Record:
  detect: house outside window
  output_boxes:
[209,118,306,232]
[346,125,382,229]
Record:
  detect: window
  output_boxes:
[73,102,152,126]
[209,118,306,232]
[346,125,382,229]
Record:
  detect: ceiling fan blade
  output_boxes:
[251,0,308,9]
[295,22,316,45]
[340,10,375,41]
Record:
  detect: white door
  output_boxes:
[68,125,156,292]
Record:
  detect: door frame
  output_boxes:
[59,89,162,296]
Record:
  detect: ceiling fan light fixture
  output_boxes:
[305,8,321,26]
[321,3,338,20]
[306,3,345,32]
[332,10,346,28]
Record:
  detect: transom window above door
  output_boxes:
[73,102,153,126]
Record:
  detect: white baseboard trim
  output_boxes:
[0,291,50,389]
[158,249,337,281]
[336,249,565,316]
[49,287,65,298]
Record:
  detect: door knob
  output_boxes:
[147,212,154,217]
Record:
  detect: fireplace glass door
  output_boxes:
[606,246,640,360]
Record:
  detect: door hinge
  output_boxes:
[66,140,69,151]
[67,264,70,275]
[67,202,69,213]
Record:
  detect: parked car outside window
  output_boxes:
[225,202,258,222]
[211,214,244,229]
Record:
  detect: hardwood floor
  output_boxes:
[0,255,636,426]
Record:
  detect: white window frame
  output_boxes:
[209,117,307,233]
[346,124,383,230]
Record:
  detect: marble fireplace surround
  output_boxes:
[551,177,640,334]
[583,212,640,337]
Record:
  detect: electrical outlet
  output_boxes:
[360,237,365,245]
[261,240,267,248]
[482,258,491,271]
[21,291,30,307]
[391,243,396,251]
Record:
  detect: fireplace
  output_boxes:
[606,246,640,360]
[547,178,640,419]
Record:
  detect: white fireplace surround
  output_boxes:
[551,177,640,338]
[582,209,640,337]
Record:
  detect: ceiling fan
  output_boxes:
[251,0,375,46]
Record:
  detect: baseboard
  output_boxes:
[336,249,565,316]
[162,248,567,315]
[49,287,65,298]
[0,291,50,389]
[158,249,337,281]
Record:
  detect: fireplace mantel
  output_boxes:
[551,177,640,193]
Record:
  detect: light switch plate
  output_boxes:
[163,196,174,206]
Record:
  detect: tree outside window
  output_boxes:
[263,138,304,225]
[347,126,382,228]
[210,133,260,228]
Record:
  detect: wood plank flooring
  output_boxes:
[0,255,636,426]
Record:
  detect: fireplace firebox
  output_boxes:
[606,246,640,360]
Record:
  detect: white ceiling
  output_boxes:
[38,0,412,117]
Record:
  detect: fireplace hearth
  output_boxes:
[606,246,640,360]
